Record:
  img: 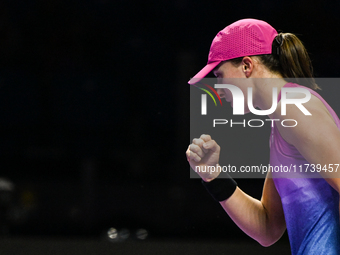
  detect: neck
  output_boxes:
[251,74,287,113]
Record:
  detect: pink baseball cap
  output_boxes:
[188,19,278,84]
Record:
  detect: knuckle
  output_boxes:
[190,144,197,151]
[193,137,199,143]
[196,139,203,145]
[201,134,211,141]
[197,150,203,157]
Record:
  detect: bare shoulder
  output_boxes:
[276,91,331,116]
[272,93,337,146]
[272,92,340,190]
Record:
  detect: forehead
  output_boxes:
[213,61,226,72]
[213,61,230,74]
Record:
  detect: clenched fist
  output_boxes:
[186,134,221,182]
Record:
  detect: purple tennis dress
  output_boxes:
[270,83,340,254]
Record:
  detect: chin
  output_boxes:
[244,108,251,114]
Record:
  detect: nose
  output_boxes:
[217,88,225,98]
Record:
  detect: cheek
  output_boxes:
[229,87,251,113]
[244,104,251,114]
[229,96,250,113]
[223,89,233,101]
[243,92,251,113]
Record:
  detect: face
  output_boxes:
[213,61,252,110]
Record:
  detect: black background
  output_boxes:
[0,0,339,247]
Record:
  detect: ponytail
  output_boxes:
[230,33,320,90]
[272,33,319,90]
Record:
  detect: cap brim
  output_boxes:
[188,61,221,85]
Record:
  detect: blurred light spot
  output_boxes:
[118,228,130,240]
[136,228,148,240]
[107,227,118,239]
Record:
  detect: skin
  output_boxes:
[186,56,340,246]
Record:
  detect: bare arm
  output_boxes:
[187,135,286,246]
[274,95,340,217]
[220,172,286,246]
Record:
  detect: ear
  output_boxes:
[241,57,254,78]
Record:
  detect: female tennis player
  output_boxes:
[186,19,340,254]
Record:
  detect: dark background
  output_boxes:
[0,0,339,253]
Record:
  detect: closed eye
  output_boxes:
[213,72,221,78]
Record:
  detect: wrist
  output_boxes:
[198,164,221,181]
[202,177,216,182]
[201,172,237,202]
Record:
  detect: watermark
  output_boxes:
[194,164,339,176]
[190,78,340,178]
[208,85,311,116]
[192,80,311,128]
[212,118,297,127]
